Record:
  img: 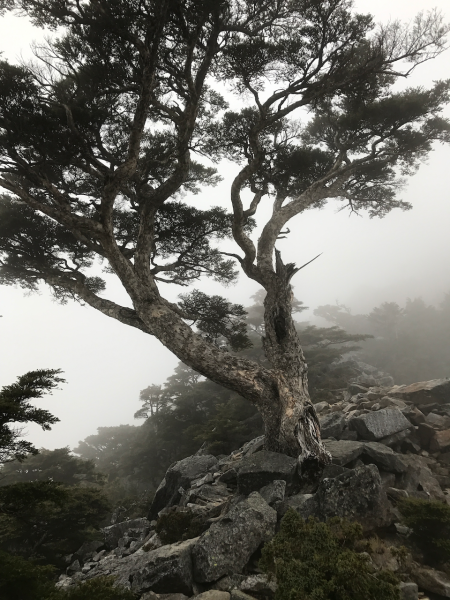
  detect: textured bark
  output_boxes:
[259,251,331,470]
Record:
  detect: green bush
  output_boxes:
[0,550,56,600]
[155,509,206,544]
[259,509,400,600]
[398,498,450,565]
[48,576,135,600]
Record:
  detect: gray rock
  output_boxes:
[212,574,245,591]
[378,428,414,449]
[195,592,230,600]
[237,451,297,495]
[389,379,450,406]
[315,464,391,531]
[276,493,317,518]
[349,408,412,441]
[414,566,450,597]
[230,591,257,600]
[74,540,104,562]
[314,401,329,414]
[319,412,346,439]
[397,455,445,500]
[399,582,418,600]
[349,383,372,395]
[66,560,81,575]
[149,455,218,519]
[363,442,408,474]
[192,492,276,583]
[242,436,265,456]
[259,480,286,505]
[239,574,277,599]
[323,439,365,466]
[103,518,150,550]
[129,538,198,595]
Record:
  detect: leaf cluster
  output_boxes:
[179,289,252,350]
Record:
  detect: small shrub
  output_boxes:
[155,509,206,544]
[0,550,56,600]
[398,498,450,565]
[259,509,400,600]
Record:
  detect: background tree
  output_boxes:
[0,447,103,487]
[0,480,110,566]
[0,369,64,465]
[0,0,449,469]
[315,292,450,384]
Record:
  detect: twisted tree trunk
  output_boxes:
[260,251,331,472]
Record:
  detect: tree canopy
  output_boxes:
[0,0,449,461]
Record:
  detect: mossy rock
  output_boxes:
[155,509,207,545]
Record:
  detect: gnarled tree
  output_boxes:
[0,0,449,473]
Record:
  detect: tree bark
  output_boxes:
[259,250,331,472]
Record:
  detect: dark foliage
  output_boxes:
[0,447,103,487]
[0,481,110,566]
[155,509,206,545]
[399,498,450,566]
[0,369,64,464]
[0,549,56,600]
[260,509,400,600]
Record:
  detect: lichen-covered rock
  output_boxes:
[259,480,286,506]
[316,464,391,530]
[103,518,150,549]
[149,455,218,519]
[192,492,276,583]
[130,538,197,595]
[349,408,412,441]
[237,451,297,495]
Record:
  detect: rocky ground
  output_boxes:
[58,373,450,600]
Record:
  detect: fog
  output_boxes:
[0,0,449,452]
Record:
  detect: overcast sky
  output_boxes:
[0,0,449,453]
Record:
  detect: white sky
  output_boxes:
[0,0,449,452]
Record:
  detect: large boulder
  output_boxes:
[192,492,277,583]
[397,455,445,500]
[103,518,150,550]
[319,412,346,439]
[126,538,197,595]
[149,455,218,519]
[413,566,450,597]
[349,408,412,441]
[363,442,407,474]
[316,464,392,530]
[323,440,365,466]
[389,379,450,406]
[236,451,297,495]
